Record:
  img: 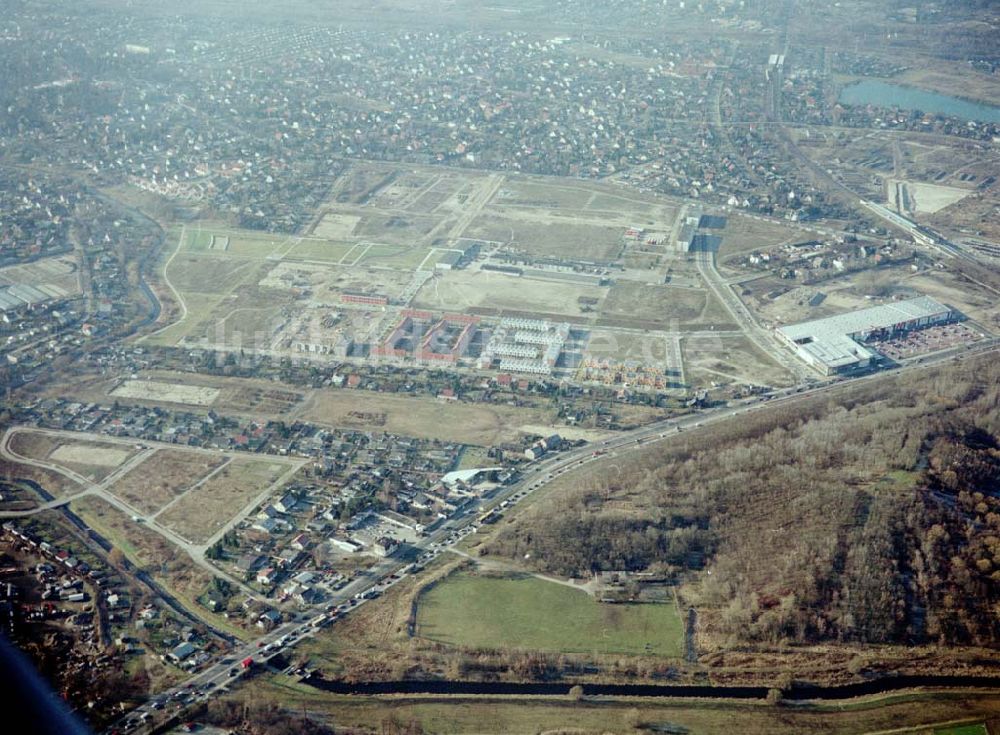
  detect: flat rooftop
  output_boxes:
[778,296,953,370]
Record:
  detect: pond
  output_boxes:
[839,79,1000,124]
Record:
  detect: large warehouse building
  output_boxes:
[777,296,955,375]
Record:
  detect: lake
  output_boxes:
[839,80,1000,124]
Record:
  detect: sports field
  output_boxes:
[416,572,684,657]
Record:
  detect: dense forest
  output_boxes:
[485,356,1000,648]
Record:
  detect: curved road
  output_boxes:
[98,334,1000,734]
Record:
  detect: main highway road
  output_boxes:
[105,334,999,734]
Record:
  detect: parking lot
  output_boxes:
[873,322,983,361]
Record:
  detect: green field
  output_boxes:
[356,243,434,268]
[181,227,287,257]
[935,725,988,735]
[285,239,357,262]
[416,572,684,656]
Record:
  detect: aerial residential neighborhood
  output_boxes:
[2,1,1000,734]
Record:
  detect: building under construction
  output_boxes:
[479,317,570,376]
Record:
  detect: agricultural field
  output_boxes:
[416,571,684,657]
[156,458,298,544]
[106,449,228,516]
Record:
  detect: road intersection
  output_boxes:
[93,333,999,733]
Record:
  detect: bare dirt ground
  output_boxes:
[156,459,293,544]
[683,335,795,389]
[8,431,138,483]
[413,269,608,320]
[110,380,220,406]
[598,282,735,331]
[106,449,229,516]
[300,390,557,446]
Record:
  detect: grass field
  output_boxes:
[934,725,989,735]
[243,677,1000,735]
[300,390,557,446]
[156,458,294,544]
[356,243,435,269]
[283,239,356,263]
[106,449,228,516]
[182,227,288,258]
[416,572,684,657]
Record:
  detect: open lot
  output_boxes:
[110,379,220,406]
[301,390,557,446]
[311,213,361,239]
[717,215,812,263]
[741,261,999,334]
[416,571,684,657]
[683,335,794,389]
[156,458,295,544]
[598,282,734,331]
[412,269,607,320]
[49,443,131,468]
[888,178,972,214]
[106,449,229,516]
[584,329,670,365]
[0,255,81,296]
[465,214,625,261]
[8,430,139,483]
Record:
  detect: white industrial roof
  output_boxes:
[440,467,504,486]
[778,296,952,368]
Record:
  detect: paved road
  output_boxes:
[0,428,305,602]
[102,334,1000,734]
[693,248,814,382]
